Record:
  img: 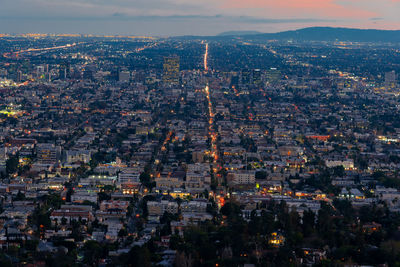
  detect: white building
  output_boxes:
[65,150,91,164]
[147,200,179,216]
[227,171,256,185]
[325,159,354,170]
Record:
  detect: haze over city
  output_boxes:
[1,0,400,35]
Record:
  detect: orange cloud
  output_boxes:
[220,0,378,19]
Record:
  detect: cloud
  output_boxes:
[0,0,399,35]
[236,16,337,24]
[370,17,384,21]
[219,0,378,19]
[0,0,381,18]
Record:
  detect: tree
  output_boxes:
[140,172,154,190]
[14,190,26,201]
[118,228,128,238]
[0,252,12,267]
[6,155,19,175]
[255,171,267,180]
[83,240,104,266]
[29,206,51,234]
[302,209,315,237]
[220,201,242,221]
[98,192,111,202]
[46,193,64,209]
[140,172,150,183]
[121,246,151,267]
[333,199,354,221]
[332,166,345,177]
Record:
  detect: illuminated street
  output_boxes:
[203,43,222,182]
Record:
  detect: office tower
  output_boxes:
[385,70,397,89]
[36,65,45,77]
[17,70,23,83]
[252,69,262,86]
[16,70,23,83]
[119,71,131,82]
[59,61,71,80]
[0,147,7,174]
[163,56,180,85]
[230,75,239,89]
[36,143,61,166]
[0,69,7,78]
[265,68,281,83]
[241,69,251,85]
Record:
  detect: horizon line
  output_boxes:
[1,26,400,39]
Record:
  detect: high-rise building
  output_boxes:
[0,68,7,78]
[385,70,397,89]
[119,71,130,82]
[252,69,262,87]
[59,61,71,80]
[36,143,61,166]
[265,68,281,83]
[36,65,45,78]
[16,70,23,83]
[163,56,180,85]
[0,147,7,174]
[241,69,251,85]
[230,75,239,89]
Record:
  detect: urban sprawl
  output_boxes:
[0,35,400,266]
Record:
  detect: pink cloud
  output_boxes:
[220,0,378,19]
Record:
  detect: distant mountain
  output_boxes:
[173,27,400,43]
[218,31,263,36]
[225,27,400,43]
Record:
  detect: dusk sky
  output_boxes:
[1,0,400,36]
